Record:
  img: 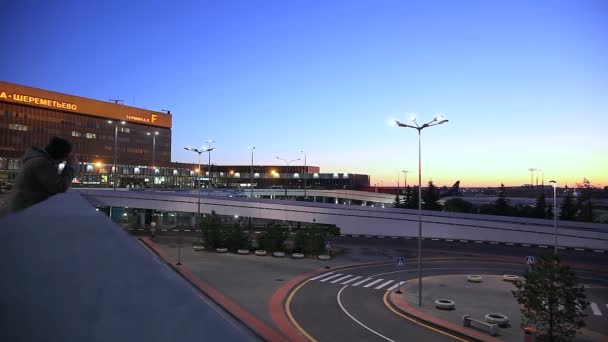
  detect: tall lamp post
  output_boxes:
[395,114,449,307]
[275,156,300,197]
[300,150,307,198]
[249,146,255,197]
[206,140,215,192]
[108,120,126,190]
[549,180,558,255]
[147,131,159,188]
[402,170,408,190]
[184,146,215,227]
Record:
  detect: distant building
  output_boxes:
[0,81,369,189]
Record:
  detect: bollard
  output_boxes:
[524,327,537,342]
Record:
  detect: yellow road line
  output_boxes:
[382,291,471,342]
[285,279,318,342]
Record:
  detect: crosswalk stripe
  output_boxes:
[363,279,384,288]
[310,272,334,281]
[341,276,362,285]
[590,302,602,316]
[331,275,353,283]
[387,281,406,291]
[352,278,373,287]
[375,280,395,289]
[320,274,344,282]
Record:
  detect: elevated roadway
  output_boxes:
[79,189,608,251]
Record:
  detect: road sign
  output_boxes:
[396,256,405,267]
[526,256,536,265]
[151,222,156,228]
[325,240,331,250]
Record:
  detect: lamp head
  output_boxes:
[155,132,159,135]
[120,121,126,125]
[409,115,417,122]
[549,180,557,187]
[107,120,113,124]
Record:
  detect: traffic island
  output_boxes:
[388,275,522,342]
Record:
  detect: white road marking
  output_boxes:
[445,239,454,242]
[459,240,468,243]
[539,245,548,248]
[320,274,344,282]
[489,241,499,244]
[575,248,585,251]
[310,272,334,281]
[594,250,605,253]
[521,244,531,247]
[337,286,397,342]
[370,267,523,278]
[375,280,395,289]
[352,278,373,287]
[341,276,362,285]
[386,281,406,291]
[474,241,483,244]
[363,279,384,288]
[432,238,439,241]
[331,275,353,283]
[506,242,515,246]
[391,236,399,239]
[590,303,602,316]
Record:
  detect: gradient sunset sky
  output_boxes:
[1,0,606,187]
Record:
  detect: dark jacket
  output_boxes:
[4,148,75,214]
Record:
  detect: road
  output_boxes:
[287,249,608,341]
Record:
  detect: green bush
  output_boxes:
[293,224,340,255]
[224,222,249,252]
[257,223,287,252]
[200,211,223,249]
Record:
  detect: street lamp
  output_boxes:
[108,120,126,190]
[402,170,408,190]
[184,145,215,228]
[275,156,300,197]
[395,113,449,307]
[549,180,558,255]
[206,140,215,191]
[147,131,159,188]
[300,150,307,198]
[249,146,255,198]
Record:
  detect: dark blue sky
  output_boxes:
[1,0,606,186]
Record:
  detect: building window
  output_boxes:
[119,127,130,133]
[85,133,96,139]
[8,124,28,131]
[72,131,82,137]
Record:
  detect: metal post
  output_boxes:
[417,130,422,307]
[113,124,118,190]
[208,149,212,195]
[553,182,557,255]
[303,152,307,199]
[197,152,202,228]
[152,133,156,189]
[250,147,255,198]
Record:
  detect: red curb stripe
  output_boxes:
[141,237,288,342]
[269,271,318,342]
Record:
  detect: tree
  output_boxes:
[534,193,548,219]
[422,181,441,211]
[224,222,249,252]
[443,198,474,213]
[392,194,402,208]
[403,186,418,209]
[494,183,510,216]
[559,192,576,221]
[257,223,287,252]
[576,178,594,222]
[200,211,223,249]
[512,255,588,341]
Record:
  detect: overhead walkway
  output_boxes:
[79,189,608,251]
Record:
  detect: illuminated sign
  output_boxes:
[0,91,77,111]
[125,113,158,123]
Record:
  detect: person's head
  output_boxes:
[45,137,72,161]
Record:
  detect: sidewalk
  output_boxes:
[388,275,603,342]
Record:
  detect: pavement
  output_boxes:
[140,234,608,342]
[389,275,608,342]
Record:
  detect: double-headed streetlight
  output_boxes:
[249,146,255,197]
[184,145,215,227]
[300,150,307,198]
[549,180,558,255]
[275,156,300,197]
[108,120,126,190]
[395,113,449,307]
[147,131,159,188]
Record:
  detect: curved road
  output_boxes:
[287,260,608,342]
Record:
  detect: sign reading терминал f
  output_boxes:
[0,81,171,128]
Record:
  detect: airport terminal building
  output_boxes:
[0,81,369,190]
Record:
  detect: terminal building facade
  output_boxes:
[0,81,369,190]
